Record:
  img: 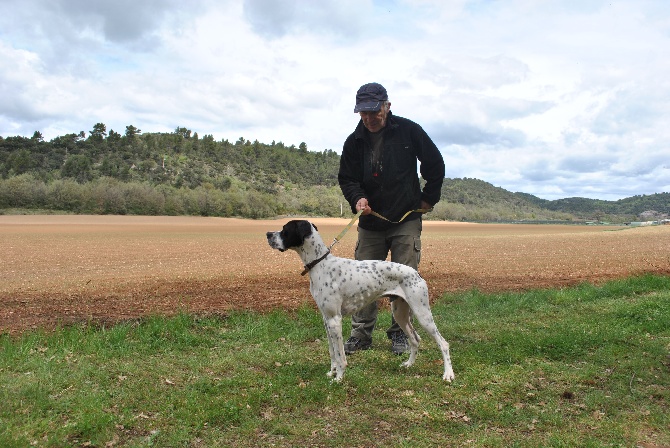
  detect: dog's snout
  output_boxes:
[266,230,288,252]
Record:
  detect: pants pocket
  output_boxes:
[413,237,422,266]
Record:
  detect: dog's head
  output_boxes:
[266,220,317,252]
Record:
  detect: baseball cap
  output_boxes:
[354,82,388,113]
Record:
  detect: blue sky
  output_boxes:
[1,0,669,200]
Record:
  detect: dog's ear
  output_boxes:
[296,220,314,240]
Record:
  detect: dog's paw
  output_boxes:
[326,368,344,383]
[443,370,455,382]
[328,373,344,383]
[400,360,414,369]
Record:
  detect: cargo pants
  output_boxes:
[348,218,422,342]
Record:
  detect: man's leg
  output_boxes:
[346,227,389,349]
[386,219,422,351]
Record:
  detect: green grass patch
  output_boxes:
[1,275,669,447]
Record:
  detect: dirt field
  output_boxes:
[1,215,669,334]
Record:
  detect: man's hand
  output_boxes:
[356,198,372,215]
[421,200,433,210]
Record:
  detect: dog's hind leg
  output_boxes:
[409,302,455,382]
[391,298,421,368]
[322,313,346,382]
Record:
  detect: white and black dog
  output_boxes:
[266,220,454,383]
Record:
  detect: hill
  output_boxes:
[0,125,668,222]
[437,179,669,222]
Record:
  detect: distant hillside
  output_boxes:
[0,126,667,222]
[435,179,669,222]
[430,178,574,222]
[430,178,667,223]
[537,194,670,218]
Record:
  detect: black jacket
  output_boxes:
[338,112,445,231]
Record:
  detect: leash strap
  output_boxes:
[370,207,433,224]
[328,209,364,250]
[302,207,432,276]
[326,207,433,251]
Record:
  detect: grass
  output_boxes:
[1,274,669,447]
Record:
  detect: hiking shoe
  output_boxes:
[390,332,409,355]
[344,336,371,355]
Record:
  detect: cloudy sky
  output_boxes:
[1,0,669,201]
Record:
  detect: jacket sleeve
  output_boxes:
[338,133,367,213]
[412,124,445,206]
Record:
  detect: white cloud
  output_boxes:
[242,0,372,39]
[1,0,669,200]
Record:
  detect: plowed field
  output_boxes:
[2,215,669,334]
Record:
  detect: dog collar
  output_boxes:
[301,250,330,276]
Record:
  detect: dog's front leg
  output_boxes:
[322,313,346,382]
[321,314,337,377]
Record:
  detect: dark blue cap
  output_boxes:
[354,82,388,113]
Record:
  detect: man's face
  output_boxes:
[359,102,390,133]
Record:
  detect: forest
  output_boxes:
[1,124,668,223]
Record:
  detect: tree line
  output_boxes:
[1,124,667,221]
[0,174,345,218]
[0,124,345,218]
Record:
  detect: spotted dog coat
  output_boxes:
[266,220,455,383]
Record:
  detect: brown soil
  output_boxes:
[1,215,669,334]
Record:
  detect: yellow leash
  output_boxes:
[370,208,433,224]
[328,210,363,250]
[327,207,433,250]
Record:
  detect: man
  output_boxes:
[338,82,445,355]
